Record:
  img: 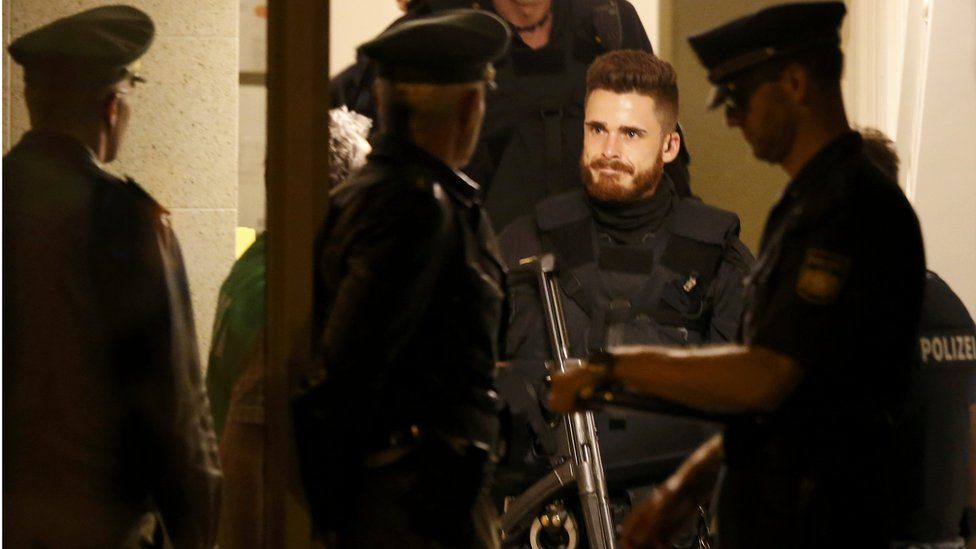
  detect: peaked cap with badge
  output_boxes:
[9,4,155,87]
[688,1,846,109]
[358,8,511,86]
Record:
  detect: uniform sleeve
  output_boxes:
[316,186,451,395]
[750,207,861,370]
[706,237,754,343]
[93,191,221,548]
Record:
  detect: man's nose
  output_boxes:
[602,133,621,157]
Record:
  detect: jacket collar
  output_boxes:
[783,130,862,203]
[369,132,483,208]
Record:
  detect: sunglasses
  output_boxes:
[719,68,782,115]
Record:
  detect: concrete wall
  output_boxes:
[4,1,240,363]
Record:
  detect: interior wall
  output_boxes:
[842,0,909,140]
[239,0,268,231]
[897,0,976,314]
[329,0,402,77]
[665,0,787,254]
[3,1,240,363]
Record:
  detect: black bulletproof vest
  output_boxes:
[536,190,737,353]
[534,190,739,482]
[480,1,597,230]
[890,271,976,543]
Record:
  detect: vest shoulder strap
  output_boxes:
[573,0,623,51]
[535,190,590,231]
[670,198,741,245]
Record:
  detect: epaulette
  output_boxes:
[670,199,740,245]
[122,176,169,215]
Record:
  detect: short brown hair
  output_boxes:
[586,50,679,132]
[858,127,899,182]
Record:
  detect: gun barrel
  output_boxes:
[533,254,618,548]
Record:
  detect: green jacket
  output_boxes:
[207,232,267,436]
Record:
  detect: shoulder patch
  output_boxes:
[796,248,851,305]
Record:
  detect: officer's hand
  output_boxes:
[621,481,699,549]
[547,368,602,413]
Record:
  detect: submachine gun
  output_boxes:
[500,254,718,549]
[500,254,617,549]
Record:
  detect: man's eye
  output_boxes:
[625,130,641,139]
[590,126,605,134]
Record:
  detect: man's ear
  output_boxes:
[458,85,483,130]
[662,130,681,163]
[101,92,121,130]
[781,63,809,104]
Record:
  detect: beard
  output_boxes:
[581,153,665,203]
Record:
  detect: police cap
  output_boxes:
[358,9,510,86]
[9,5,155,87]
[688,2,845,109]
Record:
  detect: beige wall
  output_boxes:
[4,1,240,364]
[897,0,976,314]
[663,0,786,254]
[329,0,402,77]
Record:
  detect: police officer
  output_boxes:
[497,50,752,519]
[3,6,221,547]
[293,10,510,548]
[547,4,926,548]
[858,128,976,549]
[892,272,976,549]
[329,0,690,231]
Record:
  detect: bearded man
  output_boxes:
[495,49,752,532]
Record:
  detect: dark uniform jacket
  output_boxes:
[2,131,222,548]
[890,271,976,544]
[722,131,926,548]
[498,177,752,489]
[300,134,507,529]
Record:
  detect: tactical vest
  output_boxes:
[534,190,740,354]
[496,190,741,489]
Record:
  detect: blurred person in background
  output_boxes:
[859,128,976,549]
